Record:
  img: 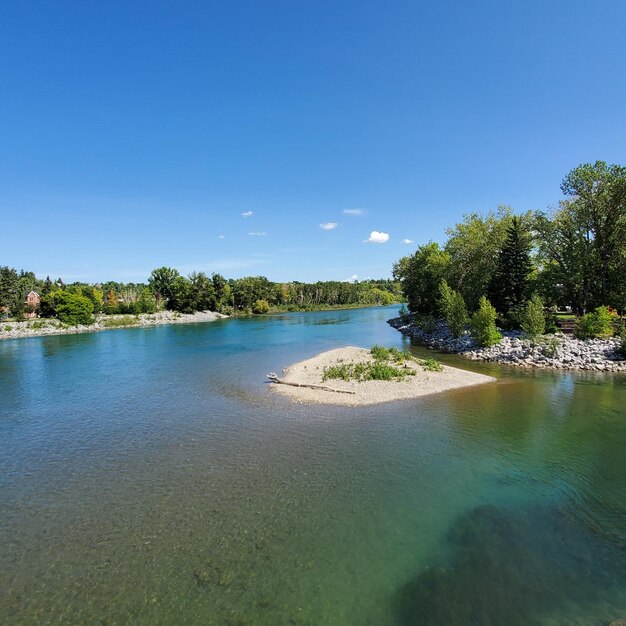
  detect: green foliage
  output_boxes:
[488,216,533,316]
[0,266,23,316]
[393,242,450,315]
[422,358,443,372]
[149,267,181,308]
[443,206,534,310]
[575,306,617,339]
[521,294,546,338]
[470,296,502,347]
[412,314,437,334]
[535,162,626,313]
[322,361,416,382]
[398,303,409,318]
[438,280,468,337]
[252,299,270,314]
[54,292,94,325]
[4,325,12,331]
[370,345,414,364]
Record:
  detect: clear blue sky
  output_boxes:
[1,1,624,283]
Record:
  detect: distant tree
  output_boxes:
[0,266,20,315]
[41,276,55,296]
[53,292,94,325]
[252,299,270,314]
[104,288,119,313]
[149,267,181,309]
[488,216,533,319]
[188,272,215,311]
[136,288,157,314]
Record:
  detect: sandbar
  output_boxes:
[269,346,497,406]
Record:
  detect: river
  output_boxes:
[1,305,625,625]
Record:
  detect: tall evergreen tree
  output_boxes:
[488,216,533,316]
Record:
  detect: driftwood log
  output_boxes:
[267,373,356,395]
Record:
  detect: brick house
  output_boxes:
[24,291,40,318]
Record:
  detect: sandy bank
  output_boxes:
[269,346,496,406]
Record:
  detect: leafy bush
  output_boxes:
[398,303,409,318]
[371,345,416,365]
[470,296,501,347]
[575,306,617,339]
[422,358,443,372]
[55,293,94,325]
[438,280,468,337]
[4,325,12,331]
[252,299,270,314]
[521,294,545,338]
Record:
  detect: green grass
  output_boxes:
[100,315,140,328]
[322,361,416,382]
[322,345,443,382]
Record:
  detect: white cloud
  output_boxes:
[350,274,359,281]
[320,222,338,230]
[401,238,414,244]
[365,231,389,244]
[248,231,267,236]
[218,234,225,239]
[241,210,253,217]
[343,208,365,216]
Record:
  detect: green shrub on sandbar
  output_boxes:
[322,361,416,382]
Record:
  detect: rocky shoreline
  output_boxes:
[0,310,227,341]
[388,316,626,372]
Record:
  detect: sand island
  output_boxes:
[269,346,496,406]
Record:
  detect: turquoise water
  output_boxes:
[1,306,625,625]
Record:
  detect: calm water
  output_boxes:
[1,306,625,625]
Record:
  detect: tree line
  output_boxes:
[0,266,402,325]
[393,161,626,343]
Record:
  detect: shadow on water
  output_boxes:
[394,503,626,626]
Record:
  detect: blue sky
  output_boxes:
[1,1,624,283]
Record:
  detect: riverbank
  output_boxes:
[269,346,496,405]
[389,316,626,372]
[0,310,227,341]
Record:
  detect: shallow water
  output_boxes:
[1,306,625,625]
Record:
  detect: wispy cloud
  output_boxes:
[343,208,365,216]
[248,231,267,236]
[365,231,389,244]
[218,234,225,239]
[319,222,338,230]
[241,210,253,217]
[401,238,414,244]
